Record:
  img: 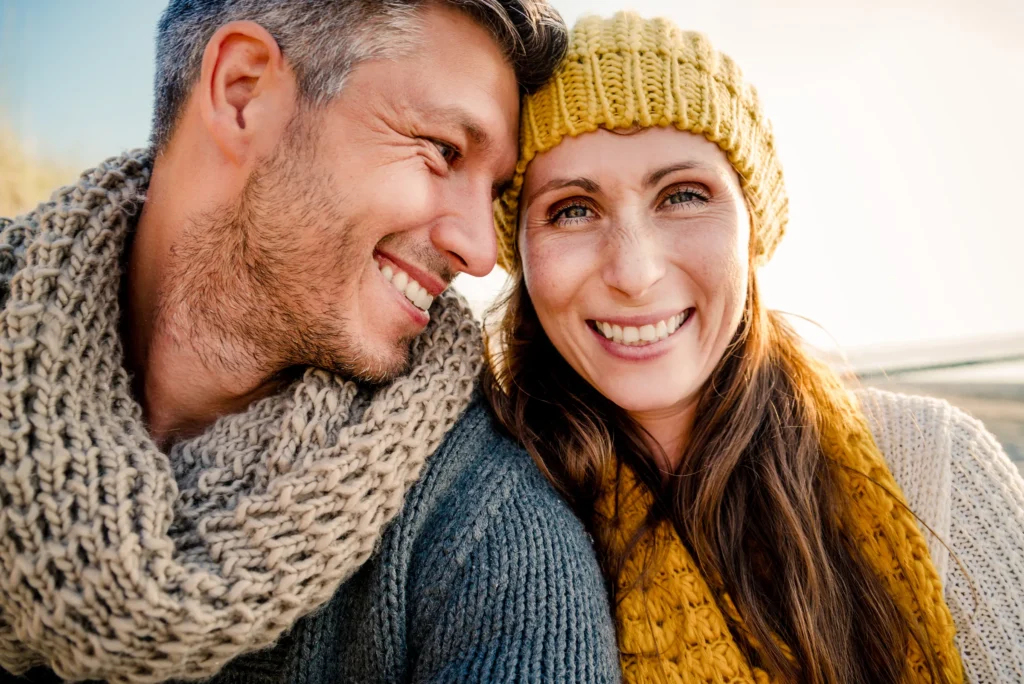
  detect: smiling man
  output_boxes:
[134,3,522,444]
[0,1,620,683]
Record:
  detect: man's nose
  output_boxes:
[430,186,498,278]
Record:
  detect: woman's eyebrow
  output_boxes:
[643,162,711,188]
[524,177,600,206]
[525,161,716,206]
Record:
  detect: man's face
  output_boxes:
[170,5,519,383]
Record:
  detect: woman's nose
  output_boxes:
[602,221,666,300]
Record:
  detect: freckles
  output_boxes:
[523,237,584,312]
[723,219,750,299]
[524,232,560,269]
[523,248,561,306]
[688,217,746,279]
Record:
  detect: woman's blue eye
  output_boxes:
[665,189,707,205]
[551,203,593,222]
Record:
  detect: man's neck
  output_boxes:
[124,171,283,450]
[132,331,286,449]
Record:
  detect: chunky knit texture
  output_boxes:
[595,388,1024,683]
[859,389,1024,683]
[202,401,620,684]
[494,12,788,271]
[15,402,622,684]
[596,466,776,683]
[0,152,483,683]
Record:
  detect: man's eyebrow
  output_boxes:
[524,177,600,206]
[643,162,711,188]
[424,105,491,150]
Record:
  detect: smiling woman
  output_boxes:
[484,11,1024,684]
[518,128,750,430]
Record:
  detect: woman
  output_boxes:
[485,12,1024,683]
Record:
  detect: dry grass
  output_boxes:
[0,123,78,217]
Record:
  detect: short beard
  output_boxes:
[154,113,411,387]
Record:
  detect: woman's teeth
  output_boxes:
[593,310,691,346]
[379,263,434,312]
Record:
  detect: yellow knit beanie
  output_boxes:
[494,12,789,271]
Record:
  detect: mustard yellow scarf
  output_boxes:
[594,401,963,683]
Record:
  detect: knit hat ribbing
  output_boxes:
[494,12,789,271]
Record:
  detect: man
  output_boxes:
[0,2,619,682]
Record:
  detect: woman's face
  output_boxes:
[519,126,750,417]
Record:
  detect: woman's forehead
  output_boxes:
[523,126,736,192]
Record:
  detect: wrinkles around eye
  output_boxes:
[659,183,711,209]
[547,198,597,225]
[433,139,461,165]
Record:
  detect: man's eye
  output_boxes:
[432,140,459,165]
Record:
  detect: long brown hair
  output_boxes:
[482,264,950,683]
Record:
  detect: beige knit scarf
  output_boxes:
[0,151,483,683]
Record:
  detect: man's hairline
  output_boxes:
[156,0,525,153]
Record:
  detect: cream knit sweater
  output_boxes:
[859,388,1024,682]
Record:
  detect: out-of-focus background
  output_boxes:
[2,0,1022,468]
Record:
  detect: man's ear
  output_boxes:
[198,21,296,165]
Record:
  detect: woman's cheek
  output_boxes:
[523,231,596,314]
[705,219,750,339]
[665,217,748,335]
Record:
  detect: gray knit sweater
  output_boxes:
[15,399,621,684]
[206,398,620,683]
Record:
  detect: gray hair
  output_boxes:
[151,0,567,151]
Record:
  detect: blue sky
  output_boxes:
[2,0,165,162]
[3,0,1023,350]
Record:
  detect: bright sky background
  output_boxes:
[2,0,1022,352]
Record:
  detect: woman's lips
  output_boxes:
[589,308,694,346]
[588,307,695,361]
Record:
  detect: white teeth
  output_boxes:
[405,279,424,302]
[379,262,434,312]
[593,310,690,346]
[413,287,434,311]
